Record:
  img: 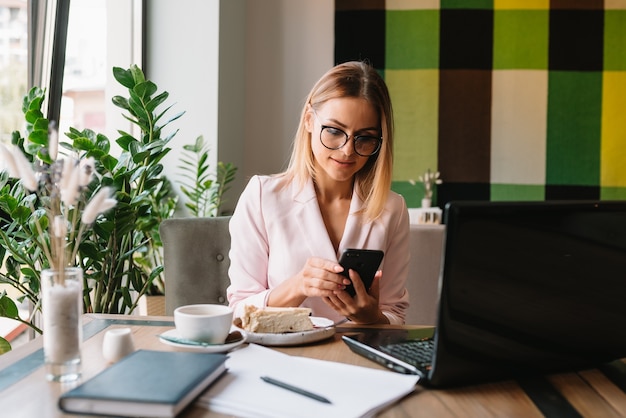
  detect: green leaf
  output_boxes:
[11,205,31,224]
[121,287,132,307]
[95,134,111,154]
[79,241,102,262]
[11,130,24,148]
[134,81,157,99]
[72,136,95,151]
[144,178,165,189]
[25,87,44,113]
[5,257,20,278]
[0,337,10,354]
[100,155,118,172]
[28,129,47,146]
[0,293,19,318]
[148,266,164,282]
[0,194,18,213]
[128,96,150,122]
[145,164,164,178]
[159,110,185,127]
[65,126,81,138]
[128,64,145,84]
[132,150,150,164]
[112,95,131,111]
[112,67,135,89]
[24,109,43,124]
[116,134,136,151]
[129,166,147,183]
[20,267,37,278]
[145,91,169,113]
[93,219,115,237]
[33,118,49,132]
[37,149,53,165]
[86,148,106,160]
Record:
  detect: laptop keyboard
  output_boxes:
[380,338,434,372]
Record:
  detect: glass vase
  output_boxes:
[42,267,83,382]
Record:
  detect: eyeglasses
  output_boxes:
[312,111,382,157]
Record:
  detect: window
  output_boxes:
[61,0,108,134]
[0,0,141,146]
[0,0,27,144]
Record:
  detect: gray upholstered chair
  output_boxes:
[160,216,232,315]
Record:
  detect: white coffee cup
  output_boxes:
[102,327,135,363]
[174,304,234,344]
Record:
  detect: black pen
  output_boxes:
[260,375,332,404]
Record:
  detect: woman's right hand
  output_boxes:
[267,257,351,307]
[296,257,351,297]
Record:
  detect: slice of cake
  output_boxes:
[239,305,314,333]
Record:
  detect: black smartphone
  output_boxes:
[339,249,384,297]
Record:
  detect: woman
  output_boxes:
[227,61,410,324]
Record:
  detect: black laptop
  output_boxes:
[343,200,626,388]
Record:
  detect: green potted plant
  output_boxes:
[178,135,237,218]
[0,65,179,352]
[409,168,442,208]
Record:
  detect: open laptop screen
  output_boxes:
[434,200,626,385]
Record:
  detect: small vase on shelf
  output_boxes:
[421,198,432,208]
[42,267,83,382]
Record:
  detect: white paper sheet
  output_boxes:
[196,344,419,418]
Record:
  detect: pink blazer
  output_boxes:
[227,175,410,324]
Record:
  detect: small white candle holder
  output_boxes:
[102,328,136,363]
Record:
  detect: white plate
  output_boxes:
[235,317,335,346]
[158,329,246,353]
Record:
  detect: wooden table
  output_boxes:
[1,314,626,417]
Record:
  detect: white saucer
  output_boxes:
[158,329,245,353]
[235,317,335,346]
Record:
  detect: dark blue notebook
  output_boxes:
[58,349,227,417]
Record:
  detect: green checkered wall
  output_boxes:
[335,0,626,208]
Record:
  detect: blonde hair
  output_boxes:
[284,61,394,222]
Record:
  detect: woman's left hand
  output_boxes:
[323,269,389,324]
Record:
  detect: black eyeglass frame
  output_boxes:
[310,108,383,157]
[318,124,383,157]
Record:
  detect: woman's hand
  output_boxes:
[267,257,351,307]
[323,269,389,324]
[296,257,352,297]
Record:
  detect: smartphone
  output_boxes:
[339,249,384,297]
